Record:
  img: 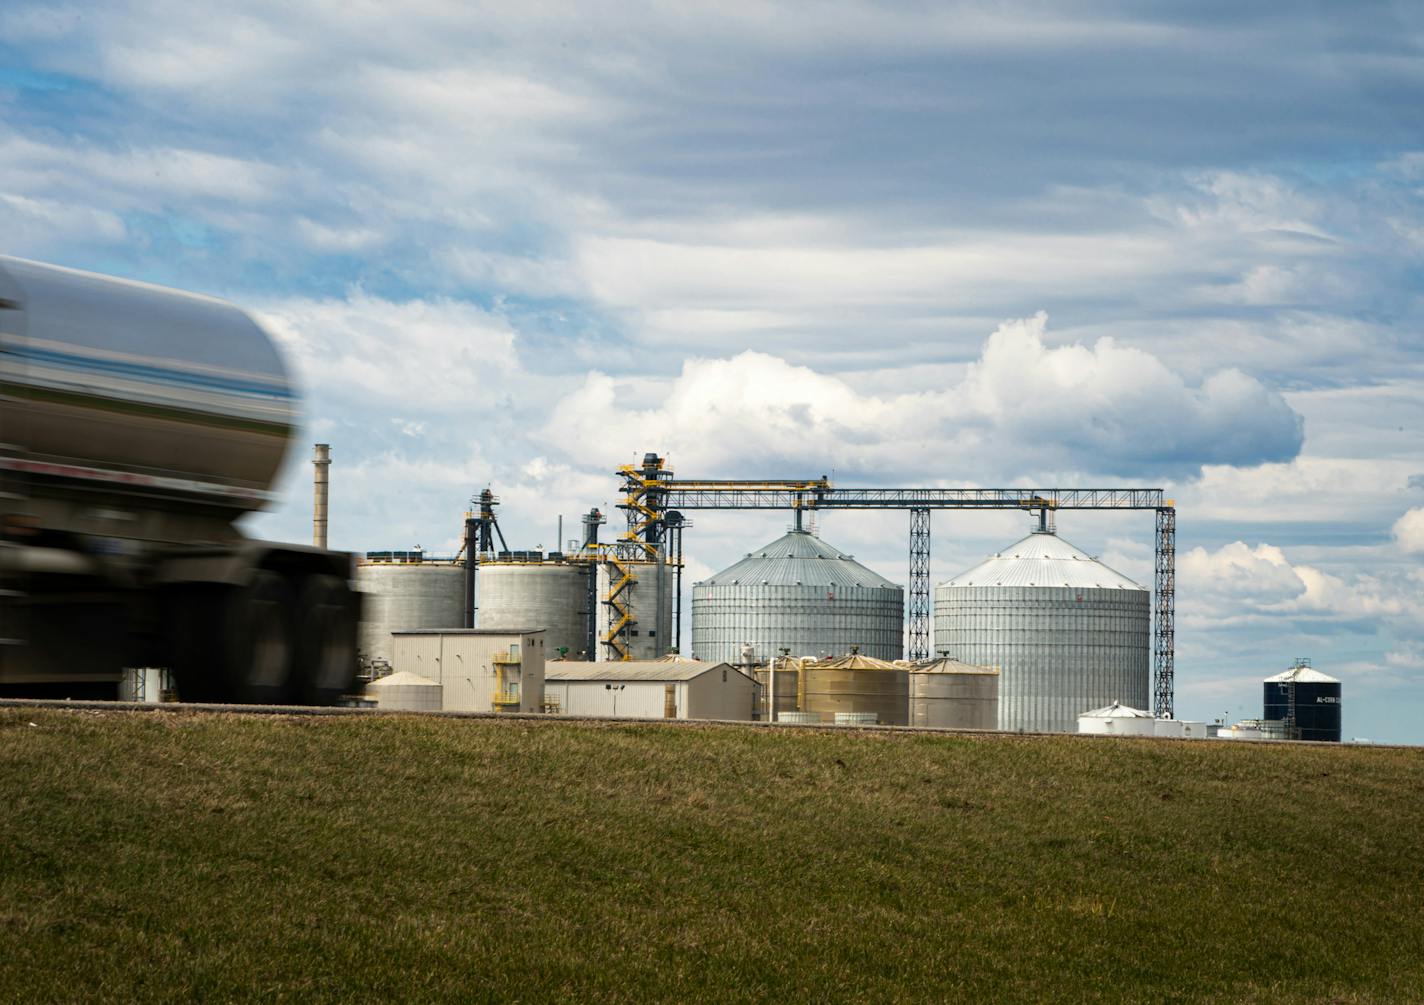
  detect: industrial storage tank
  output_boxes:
[1264,662,1341,742]
[478,556,591,658]
[366,670,443,711]
[798,653,909,726]
[934,528,1149,733]
[1077,702,1156,737]
[755,656,804,722]
[357,553,466,669]
[906,658,999,729]
[691,530,904,666]
[595,555,674,661]
[0,255,294,504]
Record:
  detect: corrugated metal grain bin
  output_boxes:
[935,529,1149,733]
[692,530,903,665]
[907,658,999,729]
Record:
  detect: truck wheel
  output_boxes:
[221,571,298,704]
[295,574,357,706]
[165,585,227,703]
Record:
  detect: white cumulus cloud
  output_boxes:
[258,293,521,413]
[1393,508,1424,554]
[545,312,1302,479]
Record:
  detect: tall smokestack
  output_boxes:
[313,443,331,549]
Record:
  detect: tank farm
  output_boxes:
[348,453,1208,734]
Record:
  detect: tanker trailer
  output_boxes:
[0,255,358,704]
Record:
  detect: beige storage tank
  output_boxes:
[907,658,1000,729]
[366,670,443,711]
[755,659,803,722]
[478,558,590,658]
[800,653,909,726]
[357,553,467,668]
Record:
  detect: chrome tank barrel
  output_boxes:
[0,256,295,510]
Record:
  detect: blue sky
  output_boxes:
[3,1,1423,740]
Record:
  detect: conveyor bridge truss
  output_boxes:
[613,455,1177,717]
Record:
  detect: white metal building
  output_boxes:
[391,628,545,713]
[544,659,757,720]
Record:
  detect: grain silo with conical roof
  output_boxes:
[691,529,904,666]
[934,528,1149,733]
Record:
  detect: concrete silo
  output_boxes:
[478,554,592,659]
[356,552,467,669]
[691,529,904,666]
[934,528,1149,733]
[596,555,674,661]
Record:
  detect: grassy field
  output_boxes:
[1,708,1421,1003]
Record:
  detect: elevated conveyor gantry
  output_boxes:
[613,456,1177,717]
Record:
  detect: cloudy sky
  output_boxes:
[4,1,1423,740]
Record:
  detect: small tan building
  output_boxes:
[544,658,757,720]
[391,629,545,713]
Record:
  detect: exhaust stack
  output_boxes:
[313,443,331,549]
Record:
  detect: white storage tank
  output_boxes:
[1077,702,1156,736]
[936,528,1150,733]
[478,557,591,659]
[366,670,443,711]
[692,530,904,666]
[357,553,467,668]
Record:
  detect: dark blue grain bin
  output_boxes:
[1264,662,1341,742]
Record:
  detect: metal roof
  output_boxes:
[1080,701,1154,718]
[905,657,999,676]
[942,531,1146,591]
[1264,666,1340,684]
[366,671,441,688]
[812,653,901,671]
[545,661,748,683]
[391,628,542,636]
[697,530,900,589]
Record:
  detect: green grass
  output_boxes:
[1,709,1421,1003]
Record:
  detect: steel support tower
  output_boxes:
[908,508,931,661]
[615,456,1178,716]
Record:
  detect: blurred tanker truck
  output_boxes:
[0,255,358,704]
